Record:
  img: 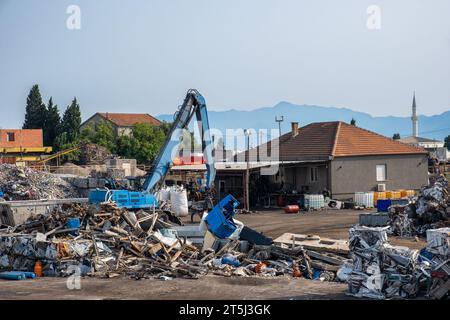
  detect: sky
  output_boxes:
[0,0,449,128]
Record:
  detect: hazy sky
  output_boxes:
[0,0,449,128]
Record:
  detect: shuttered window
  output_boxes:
[376,164,387,181]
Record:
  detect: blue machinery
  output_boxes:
[88,89,216,210]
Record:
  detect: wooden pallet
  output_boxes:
[273,233,349,254]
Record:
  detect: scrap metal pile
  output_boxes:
[0,164,79,200]
[344,225,449,299]
[426,228,450,299]
[389,175,450,237]
[0,201,349,281]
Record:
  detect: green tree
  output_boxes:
[23,84,46,129]
[60,97,82,143]
[160,121,172,135]
[444,135,450,151]
[43,97,61,147]
[117,123,167,164]
[350,118,356,126]
[79,120,116,152]
[53,132,81,161]
[392,133,401,140]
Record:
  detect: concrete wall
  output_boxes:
[0,199,88,226]
[330,154,429,200]
[117,127,133,136]
[106,158,137,176]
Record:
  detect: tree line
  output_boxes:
[22,84,172,164]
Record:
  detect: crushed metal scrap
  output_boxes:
[340,225,450,299]
[0,202,349,281]
[388,174,450,237]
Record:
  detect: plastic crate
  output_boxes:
[205,194,239,239]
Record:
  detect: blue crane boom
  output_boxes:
[88,89,216,209]
[143,89,215,193]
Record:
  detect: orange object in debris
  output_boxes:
[292,265,302,277]
[255,262,267,273]
[284,205,299,214]
[34,261,42,277]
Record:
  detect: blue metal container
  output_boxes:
[205,194,239,239]
[376,199,392,212]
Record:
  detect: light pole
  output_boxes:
[275,116,284,137]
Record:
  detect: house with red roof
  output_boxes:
[260,121,429,200]
[80,112,162,137]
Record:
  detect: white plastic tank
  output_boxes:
[304,194,325,210]
[354,192,374,208]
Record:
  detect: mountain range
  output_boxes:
[157,102,450,141]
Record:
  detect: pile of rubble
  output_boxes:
[0,201,349,281]
[78,143,112,165]
[389,175,450,237]
[0,164,80,201]
[343,225,449,299]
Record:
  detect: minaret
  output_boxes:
[411,92,418,137]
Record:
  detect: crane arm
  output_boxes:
[142,89,215,193]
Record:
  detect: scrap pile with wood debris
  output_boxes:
[0,202,350,281]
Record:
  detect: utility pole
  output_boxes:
[244,129,251,211]
[275,116,284,182]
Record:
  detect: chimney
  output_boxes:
[291,122,299,137]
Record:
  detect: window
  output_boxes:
[310,167,319,182]
[6,132,15,142]
[376,164,387,181]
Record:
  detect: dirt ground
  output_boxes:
[0,208,426,300]
[234,208,426,250]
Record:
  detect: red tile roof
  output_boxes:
[261,121,427,161]
[98,113,162,127]
[332,122,427,157]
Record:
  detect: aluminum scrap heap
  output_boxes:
[345,225,449,299]
[0,202,350,281]
[389,174,450,237]
[0,164,80,201]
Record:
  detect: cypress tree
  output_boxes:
[43,97,61,146]
[23,84,46,129]
[61,97,82,143]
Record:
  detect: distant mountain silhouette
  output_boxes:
[157,101,450,141]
